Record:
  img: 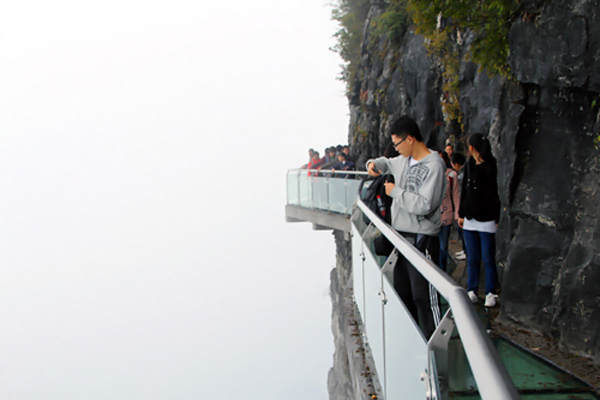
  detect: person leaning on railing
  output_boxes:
[331,152,355,179]
[306,151,320,176]
[366,115,446,340]
[300,148,315,169]
[318,147,341,176]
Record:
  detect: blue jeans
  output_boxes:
[463,229,498,294]
[438,224,452,271]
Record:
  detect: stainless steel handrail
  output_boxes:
[355,199,520,400]
[288,168,369,176]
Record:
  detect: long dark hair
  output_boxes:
[440,150,451,168]
[467,133,495,164]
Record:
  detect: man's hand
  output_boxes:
[384,180,395,196]
[458,218,464,228]
[367,162,381,177]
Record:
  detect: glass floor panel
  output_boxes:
[448,319,599,399]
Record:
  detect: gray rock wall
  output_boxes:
[502,0,600,358]
[345,0,600,362]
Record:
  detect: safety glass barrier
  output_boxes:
[312,177,329,210]
[352,221,428,399]
[351,201,520,400]
[285,169,369,215]
[286,170,300,205]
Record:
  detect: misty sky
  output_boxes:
[0,1,350,398]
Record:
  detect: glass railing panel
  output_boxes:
[312,176,329,211]
[351,206,388,266]
[287,170,370,215]
[354,222,429,399]
[298,173,312,208]
[362,236,386,392]
[346,179,363,213]
[286,171,300,205]
[351,204,370,237]
[382,274,428,398]
[352,225,366,321]
[329,178,348,214]
[448,337,478,393]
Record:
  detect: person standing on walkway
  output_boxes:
[366,116,446,340]
[458,133,501,307]
[451,152,467,260]
[439,151,460,271]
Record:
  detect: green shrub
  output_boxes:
[408,0,520,77]
[371,0,409,45]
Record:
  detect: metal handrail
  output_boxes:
[355,199,520,400]
[288,168,369,176]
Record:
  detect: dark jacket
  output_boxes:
[458,158,500,223]
[332,160,355,178]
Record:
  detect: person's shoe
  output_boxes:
[468,291,478,303]
[455,250,466,260]
[485,293,498,308]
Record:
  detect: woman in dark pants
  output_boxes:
[458,134,501,307]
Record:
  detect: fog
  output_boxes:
[0,1,349,398]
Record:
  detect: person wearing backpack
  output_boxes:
[366,116,446,340]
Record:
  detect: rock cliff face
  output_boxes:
[345,0,600,362]
[328,231,382,400]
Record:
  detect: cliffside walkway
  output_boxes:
[286,170,600,400]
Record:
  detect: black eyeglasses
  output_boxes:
[393,137,407,148]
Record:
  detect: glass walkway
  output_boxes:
[285,169,600,400]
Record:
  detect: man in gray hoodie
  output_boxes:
[367,116,446,340]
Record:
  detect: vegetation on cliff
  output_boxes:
[330,0,520,128]
[409,0,520,77]
[329,0,371,92]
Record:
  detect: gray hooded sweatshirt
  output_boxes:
[366,151,446,235]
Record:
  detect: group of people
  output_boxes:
[366,116,501,339]
[301,145,356,178]
[437,135,500,308]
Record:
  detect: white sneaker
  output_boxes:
[455,250,466,260]
[485,293,498,308]
[468,291,478,303]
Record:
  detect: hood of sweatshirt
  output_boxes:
[367,151,447,235]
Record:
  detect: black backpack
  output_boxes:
[358,174,395,225]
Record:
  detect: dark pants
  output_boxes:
[457,225,467,253]
[463,229,498,294]
[438,224,452,271]
[393,233,442,340]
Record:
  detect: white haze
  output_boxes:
[0,1,349,398]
